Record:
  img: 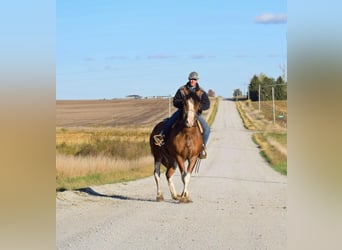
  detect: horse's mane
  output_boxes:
[185,90,201,104]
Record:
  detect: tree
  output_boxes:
[208,89,215,97]
[233,89,242,97]
[248,75,261,101]
[260,76,274,101]
[248,73,287,101]
[275,76,287,100]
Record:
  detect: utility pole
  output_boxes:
[243,82,246,98]
[272,87,275,125]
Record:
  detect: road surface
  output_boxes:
[56,99,287,250]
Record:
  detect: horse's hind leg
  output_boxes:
[154,161,164,201]
[166,166,179,200]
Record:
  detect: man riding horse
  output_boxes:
[153,71,210,159]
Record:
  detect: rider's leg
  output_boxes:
[197,115,210,145]
[154,109,181,146]
[197,115,210,158]
[161,109,182,136]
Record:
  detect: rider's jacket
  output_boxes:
[173,82,210,115]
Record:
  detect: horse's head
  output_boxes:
[182,89,201,128]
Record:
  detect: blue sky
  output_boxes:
[57,0,286,99]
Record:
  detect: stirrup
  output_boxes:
[153,134,164,147]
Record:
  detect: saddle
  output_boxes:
[153,116,203,147]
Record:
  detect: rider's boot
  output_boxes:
[199,144,207,159]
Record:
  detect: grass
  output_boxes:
[237,100,287,175]
[249,100,287,129]
[56,127,153,191]
[56,154,153,190]
[56,138,150,159]
[57,166,153,191]
[252,132,287,175]
[206,97,219,127]
[236,101,257,130]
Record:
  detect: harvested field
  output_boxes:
[56,98,175,128]
[56,98,214,128]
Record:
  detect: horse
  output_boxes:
[149,88,203,203]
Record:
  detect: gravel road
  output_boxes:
[56,99,287,250]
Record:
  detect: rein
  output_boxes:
[194,159,202,173]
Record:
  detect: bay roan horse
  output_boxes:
[149,88,203,203]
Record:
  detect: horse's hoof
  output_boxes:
[156,195,164,202]
[172,195,180,201]
[179,197,193,203]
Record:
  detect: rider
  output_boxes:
[153,71,210,159]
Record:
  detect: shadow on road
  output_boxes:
[75,187,155,202]
[75,187,179,204]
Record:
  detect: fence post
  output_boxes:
[168,94,171,117]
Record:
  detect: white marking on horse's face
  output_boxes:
[186,99,195,127]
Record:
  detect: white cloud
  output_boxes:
[255,13,287,24]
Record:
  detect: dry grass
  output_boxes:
[56,154,154,190]
[56,127,151,145]
[248,100,287,130]
[56,154,152,177]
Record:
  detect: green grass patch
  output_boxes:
[252,133,287,175]
[267,132,287,147]
[56,164,153,191]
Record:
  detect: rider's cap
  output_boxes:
[188,71,199,80]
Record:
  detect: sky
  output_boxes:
[56,0,287,99]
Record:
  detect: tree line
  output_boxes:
[233,73,287,101]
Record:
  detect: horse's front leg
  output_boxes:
[166,166,178,200]
[154,161,164,201]
[181,157,199,202]
[176,157,193,203]
[187,156,199,174]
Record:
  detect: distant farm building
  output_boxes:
[126,94,142,99]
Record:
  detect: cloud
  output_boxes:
[255,13,287,24]
[190,54,215,59]
[147,54,176,59]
